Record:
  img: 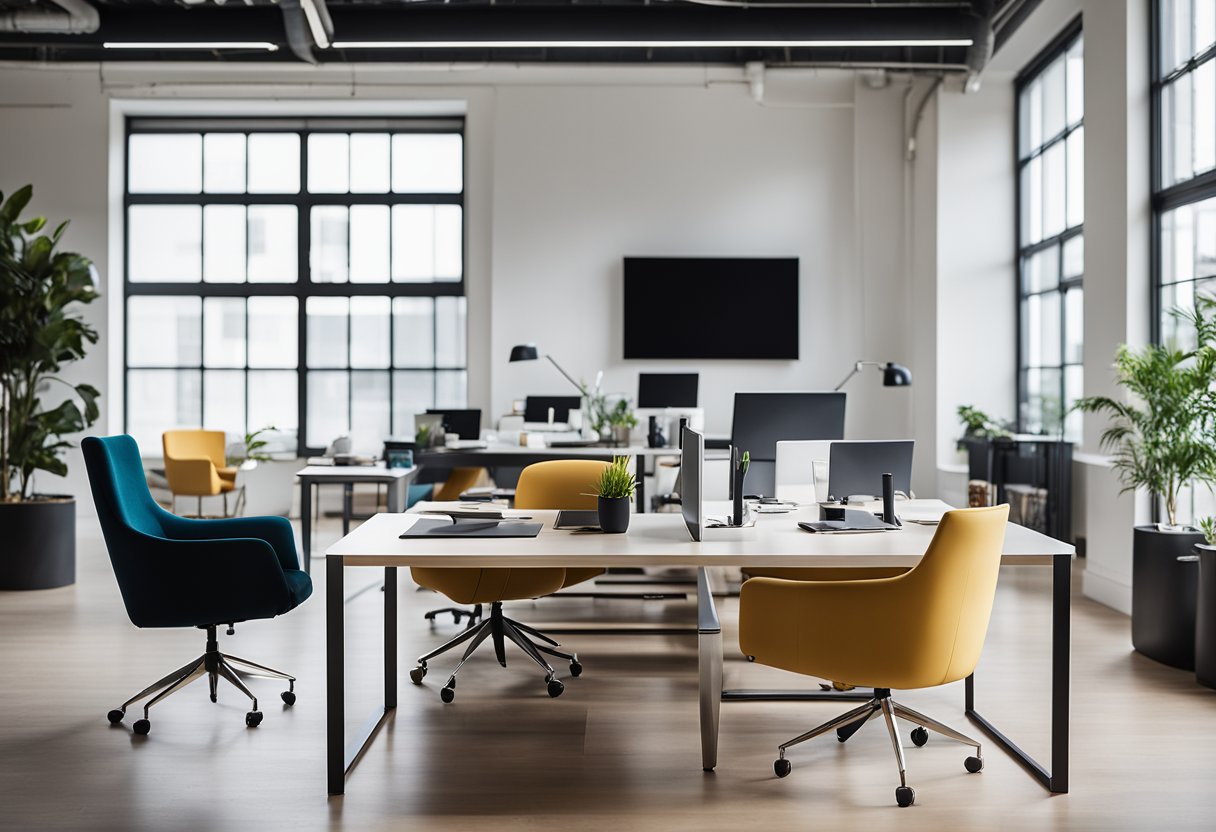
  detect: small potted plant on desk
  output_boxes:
[593,456,636,534]
[605,399,638,447]
[0,185,100,590]
[1074,297,1216,670]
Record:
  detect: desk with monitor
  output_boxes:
[323,429,1075,796]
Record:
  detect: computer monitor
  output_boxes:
[730,392,846,497]
[638,373,699,409]
[523,396,582,424]
[680,425,704,542]
[426,409,482,440]
[826,440,915,502]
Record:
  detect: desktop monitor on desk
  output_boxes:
[426,409,481,441]
[730,392,846,497]
[638,373,699,409]
[680,426,705,542]
[523,396,582,425]
[827,440,914,502]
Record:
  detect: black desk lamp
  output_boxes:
[834,361,912,391]
[509,343,591,396]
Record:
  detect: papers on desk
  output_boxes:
[898,506,947,525]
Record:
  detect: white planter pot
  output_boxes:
[234,458,298,517]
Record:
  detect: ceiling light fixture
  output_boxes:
[330,39,973,50]
[102,42,281,51]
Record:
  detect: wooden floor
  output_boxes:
[2,515,1215,832]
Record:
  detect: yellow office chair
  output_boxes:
[739,504,1009,808]
[162,430,238,517]
[408,460,611,702]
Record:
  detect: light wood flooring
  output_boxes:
[1,515,1214,831]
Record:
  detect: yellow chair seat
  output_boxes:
[412,566,566,605]
[514,459,613,590]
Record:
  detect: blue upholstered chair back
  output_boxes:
[83,434,168,541]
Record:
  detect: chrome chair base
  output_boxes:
[410,601,581,702]
[106,624,296,735]
[423,603,484,629]
[772,688,984,807]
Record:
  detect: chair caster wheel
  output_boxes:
[569,660,583,677]
[773,758,792,778]
[746,655,756,662]
[281,691,296,706]
[440,685,455,704]
[895,786,915,807]
[547,679,565,698]
[965,755,984,773]
[911,727,928,747]
[133,719,150,735]
[245,711,263,728]
[107,709,124,725]
[410,666,427,685]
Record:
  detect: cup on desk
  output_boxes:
[444,433,461,448]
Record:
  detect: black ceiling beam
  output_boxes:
[0,4,979,65]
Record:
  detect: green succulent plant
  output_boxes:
[592,456,636,500]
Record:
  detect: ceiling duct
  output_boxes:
[0,0,98,34]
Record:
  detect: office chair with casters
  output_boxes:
[739,504,1009,807]
[162,429,238,517]
[409,460,609,701]
[83,435,312,735]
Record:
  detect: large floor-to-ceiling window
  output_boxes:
[1016,21,1084,441]
[1154,0,1216,522]
[123,118,467,456]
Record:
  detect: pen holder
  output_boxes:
[732,466,748,527]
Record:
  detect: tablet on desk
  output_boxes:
[399,518,543,539]
[554,510,600,530]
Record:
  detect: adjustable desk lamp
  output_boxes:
[509,343,595,396]
[834,361,912,391]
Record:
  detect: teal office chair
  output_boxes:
[83,435,312,735]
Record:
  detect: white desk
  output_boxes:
[324,501,1074,796]
[295,464,418,573]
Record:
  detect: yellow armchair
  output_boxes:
[739,504,1009,807]
[162,430,237,516]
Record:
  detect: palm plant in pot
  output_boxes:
[0,185,100,590]
[592,456,636,534]
[1073,296,1216,669]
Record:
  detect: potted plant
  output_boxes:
[1190,518,1216,688]
[0,185,100,590]
[592,456,635,534]
[228,426,297,517]
[1073,297,1216,669]
[606,399,638,447]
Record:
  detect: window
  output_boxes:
[123,119,467,456]
[1016,23,1084,441]
[1154,1,1216,522]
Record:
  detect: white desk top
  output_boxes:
[326,499,1074,569]
[420,443,687,458]
[296,463,418,481]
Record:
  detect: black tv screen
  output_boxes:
[623,257,799,359]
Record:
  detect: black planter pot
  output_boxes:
[0,497,76,590]
[1132,525,1201,670]
[1194,544,1216,689]
[598,496,630,534]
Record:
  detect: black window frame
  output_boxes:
[1151,0,1216,344]
[1014,16,1085,440]
[122,116,468,457]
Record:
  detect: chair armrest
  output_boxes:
[164,457,220,495]
[112,530,294,628]
[159,514,301,571]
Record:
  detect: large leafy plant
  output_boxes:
[1073,296,1216,528]
[0,185,100,502]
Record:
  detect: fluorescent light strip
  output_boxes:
[331,39,973,49]
[102,42,280,51]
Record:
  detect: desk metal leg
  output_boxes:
[342,484,352,536]
[301,481,313,574]
[697,568,722,771]
[636,453,646,513]
[327,559,400,797]
[965,553,1071,794]
[387,479,404,514]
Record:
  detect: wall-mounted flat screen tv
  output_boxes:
[623,257,799,359]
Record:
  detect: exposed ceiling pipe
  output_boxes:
[963,0,995,92]
[278,0,333,64]
[0,0,99,34]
